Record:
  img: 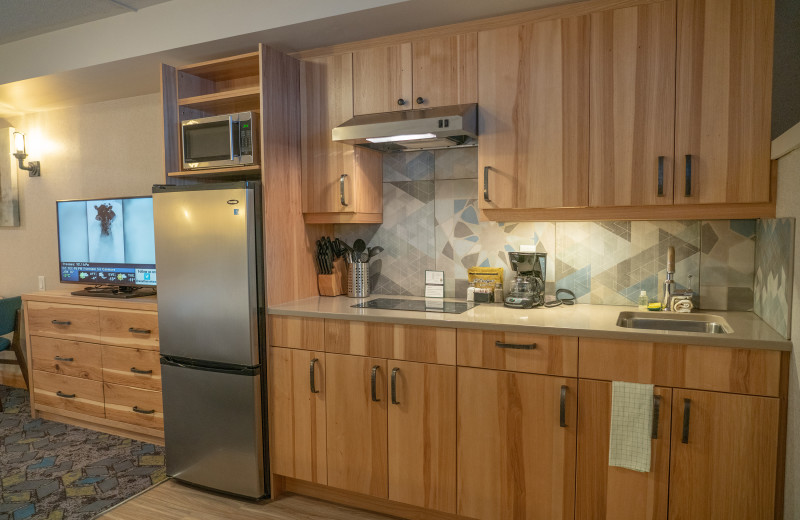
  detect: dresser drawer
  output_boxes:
[33,370,105,418]
[102,345,162,391]
[99,308,160,350]
[325,319,456,364]
[103,383,164,429]
[270,315,325,350]
[26,301,100,342]
[457,329,578,377]
[31,336,103,381]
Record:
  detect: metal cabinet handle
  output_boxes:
[483,166,492,202]
[371,365,380,402]
[495,340,536,350]
[340,174,349,207]
[54,356,74,362]
[397,98,406,106]
[57,391,76,399]
[685,155,692,197]
[391,367,400,405]
[652,395,661,439]
[310,358,320,394]
[128,327,151,334]
[133,406,155,415]
[416,97,425,105]
[657,156,665,197]
[130,367,153,375]
[51,320,71,326]
[681,398,691,444]
[560,385,568,427]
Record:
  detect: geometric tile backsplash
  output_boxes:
[335,149,793,324]
[754,218,796,338]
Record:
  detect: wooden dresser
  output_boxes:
[22,291,163,444]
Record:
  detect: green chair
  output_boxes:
[0,297,29,412]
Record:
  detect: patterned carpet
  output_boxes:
[0,385,166,520]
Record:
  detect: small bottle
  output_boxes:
[494,283,504,303]
[638,290,648,310]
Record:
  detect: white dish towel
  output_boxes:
[608,381,654,473]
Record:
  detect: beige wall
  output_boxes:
[777,146,800,518]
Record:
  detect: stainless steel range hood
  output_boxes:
[332,104,477,152]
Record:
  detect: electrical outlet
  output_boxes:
[38,275,45,291]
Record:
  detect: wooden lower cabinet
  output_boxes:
[326,354,388,498]
[270,347,327,484]
[457,367,577,520]
[576,380,672,520]
[668,389,780,520]
[387,360,456,513]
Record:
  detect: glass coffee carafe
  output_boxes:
[504,252,546,309]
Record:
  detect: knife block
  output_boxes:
[318,258,347,296]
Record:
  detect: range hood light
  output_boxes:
[366,133,437,144]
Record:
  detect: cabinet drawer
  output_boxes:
[578,338,782,397]
[99,308,160,350]
[26,301,100,342]
[31,336,103,381]
[457,329,578,377]
[33,370,105,418]
[326,320,456,364]
[269,315,325,350]
[103,383,164,430]
[102,345,162,391]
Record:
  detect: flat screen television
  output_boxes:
[56,196,156,298]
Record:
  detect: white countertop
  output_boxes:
[268,295,792,351]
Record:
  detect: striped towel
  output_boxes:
[608,381,654,473]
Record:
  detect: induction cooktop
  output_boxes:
[352,298,477,314]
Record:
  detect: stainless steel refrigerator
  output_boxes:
[152,181,268,499]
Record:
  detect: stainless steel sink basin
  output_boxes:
[616,311,733,334]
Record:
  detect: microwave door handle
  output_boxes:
[229,115,235,161]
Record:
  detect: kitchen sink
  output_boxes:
[616,311,733,334]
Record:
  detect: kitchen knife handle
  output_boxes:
[682,398,691,444]
[685,155,692,197]
[391,367,400,405]
[54,356,74,362]
[657,156,665,197]
[130,367,153,375]
[495,340,536,350]
[57,391,76,399]
[340,174,349,207]
[128,327,151,334]
[133,406,156,415]
[371,365,380,402]
[51,320,71,326]
[483,166,492,202]
[652,395,661,439]
[310,358,320,394]
[560,385,568,427]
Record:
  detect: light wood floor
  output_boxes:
[100,479,399,520]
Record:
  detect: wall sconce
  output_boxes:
[13,131,40,177]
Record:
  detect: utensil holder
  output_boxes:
[347,262,370,298]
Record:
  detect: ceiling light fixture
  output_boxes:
[13,131,40,177]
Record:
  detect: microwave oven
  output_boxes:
[181,112,258,170]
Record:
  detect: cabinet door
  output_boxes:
[669,389,779,520]
[576,380,671,520]
[412,33,477,109]
[326,354,388,498]
[674,0,773,204]
[387,361,456,513]
[270,347,327,484]
[353,43,412,116]
[589,0,676,207]
[457,367,577,519]
[478,16,589,211]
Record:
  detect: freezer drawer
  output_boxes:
[161,362,266,498]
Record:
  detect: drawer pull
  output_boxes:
[57,391,76,399]
[652,395,661,440]
[130,367,153,375]
[128,327,152,334]
[495,340,537,350]
[682,398,691,444]
[133,406,156,415]
[51,320,71,326]
[391,367,400,405]
[309,358,320,394]
[371,365,380,402]
[559,385,568,428]
[54,356,74,362]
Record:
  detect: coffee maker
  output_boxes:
[504,252,546,309]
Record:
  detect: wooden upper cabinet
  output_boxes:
[589,0,676,207]
[478,16,590,211]
[668,389,779,520]
[353,43,413,115]
[674,0,774,205]
[412,33,477,109]
[300,54,382,223]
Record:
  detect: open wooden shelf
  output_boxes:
[177,51,260,80]
[177,51,261,103]
[168,165,261,178]
[178,87,261,113]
